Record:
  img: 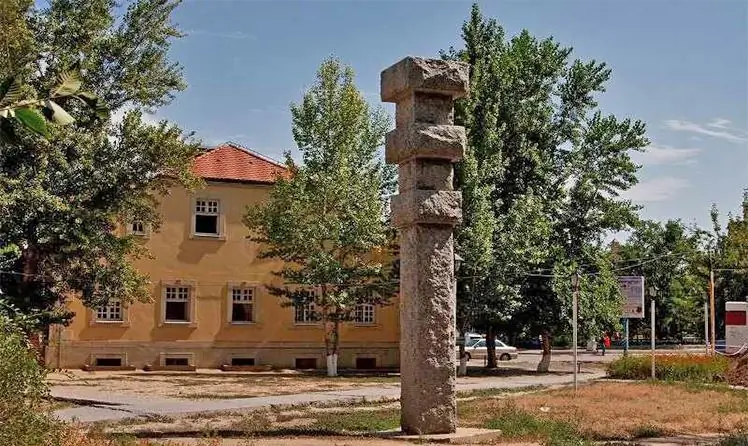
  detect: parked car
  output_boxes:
[459,338,519,361]
[456,333,484,346]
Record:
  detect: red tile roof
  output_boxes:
[192,143,287,184]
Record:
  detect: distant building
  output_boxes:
[46,143,399,370]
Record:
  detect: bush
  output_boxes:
[0,316,63,446]
[606,354,729,382]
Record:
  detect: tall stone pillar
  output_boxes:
[381,57,469,435]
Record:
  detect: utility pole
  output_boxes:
[710,268,716,355]
[572,271,580,392]
[704,300,710,355]
[651,293,656,379]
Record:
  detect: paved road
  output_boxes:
[52,371,605,423]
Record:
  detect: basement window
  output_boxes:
[164,357,190,367]
[356,357,377,369]
[295,358,317,370]
[231,357,256,366]
[94,357,122,367]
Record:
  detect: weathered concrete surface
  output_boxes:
[52,371,605,423]
[381,427,502,444]
[382,56,469,435]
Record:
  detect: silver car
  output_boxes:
[461,338,519,361]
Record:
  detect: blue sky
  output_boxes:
[150,0,747,230]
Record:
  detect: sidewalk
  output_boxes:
[52,371,605,423]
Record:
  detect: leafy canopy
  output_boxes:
[245,57,396,326]
[0,0,199,325]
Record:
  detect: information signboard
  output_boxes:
[618,276,645,319]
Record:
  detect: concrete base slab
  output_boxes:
[377,427,501,444]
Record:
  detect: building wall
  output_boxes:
[48,180,400,369]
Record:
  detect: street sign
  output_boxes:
[618,276,645,319]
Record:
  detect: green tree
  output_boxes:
[244,58,396,377]
[698,195,748,339]
[445,4,646,370]
[614,220,705,341]
[0,0,199,328]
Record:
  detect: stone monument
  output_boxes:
[381,56,469,435]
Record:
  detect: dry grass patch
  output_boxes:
[458,381,748,441]
[47,371,398,399]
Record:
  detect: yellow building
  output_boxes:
[46,144,400,371]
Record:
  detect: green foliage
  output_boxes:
[606,354,728,382]
[615,219,706,339]
[445,4,647,354]
[0,315,62,446]
[0,0,198,326]
[309,408,400,432]
[483,402,589,446]
[719,432,748,446]
[1,70,107,141]
[244,58,396,374]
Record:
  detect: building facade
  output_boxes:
[45,144,400,370]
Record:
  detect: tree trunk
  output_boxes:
[458,331,468,376]
[486,326,498,368]
[537,330,552,372]
[325,319,339,377]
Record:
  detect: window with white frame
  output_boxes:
[96,301,122,322]
[193,199,220,236]
[164,286,191,322]
[230,287,254,323]
[354,304,375,324]
[130,221,146,236]
[294,301,316,324]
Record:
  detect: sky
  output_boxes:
[148,0,747,232]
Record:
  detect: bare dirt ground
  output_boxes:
[47,370,399,399]
[86,381,748,445]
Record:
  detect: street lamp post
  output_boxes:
[572,271,580,392]
[648,285,658,380]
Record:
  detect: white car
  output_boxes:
[459,338,519,361]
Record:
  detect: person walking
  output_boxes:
[601,333,611,356]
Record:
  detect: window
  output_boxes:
[164,286,190,322]
[294,290,317,324]
[193,199,220,236]
[230,287,254,323]
[474,339,487,348]
[95,357,122,367]
[356,357,377,369]
[231,357,255,366]
[295,302,316,324]
[165,357,190,367]
[130,221,146,236]
[354,304,376,324]
[96,301,122,322]
[295,358,317,369]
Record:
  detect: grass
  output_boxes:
[456,384,546,398]
[308,409,400,433]
[91,381,748,444]
[607,354,729,382]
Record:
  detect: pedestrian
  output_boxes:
[603,333,611,356]
[599,333,606,356]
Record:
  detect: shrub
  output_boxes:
[606,354,729,382]
[0,315,63,446]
